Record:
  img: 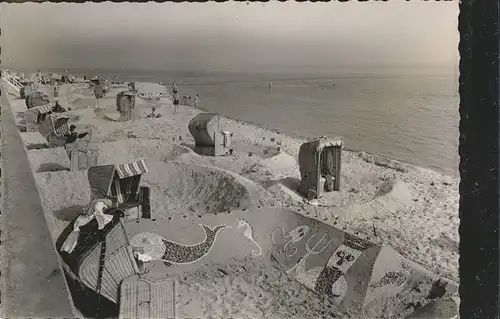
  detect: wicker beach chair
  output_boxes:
[94,84,105,99]
[116,91,136,122]
[55,209,140,314]
[119,275,177,319]
[65,126,97,171]
[42,114,71,148]
[188,113,232,156]
[297,137,343,199]
[88,159,151,220]
[24,103,53,132]
[25,91,50,109]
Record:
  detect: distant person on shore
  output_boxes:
[53,85,59,98]
[173,93,180,113]
[194,94,200,108]
[182,95,188,105]
[172,81,178,94]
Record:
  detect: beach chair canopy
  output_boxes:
[88,159,148,207]
[37,113,71,138]
[24,103,54,124]
[51,114,71,136]
[188,113,221,147]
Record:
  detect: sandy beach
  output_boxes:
[3,77,459,318]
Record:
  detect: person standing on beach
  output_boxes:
[53,84,59,98]
[173,92,180,113]
[194,94,200,108]
[172,81,178,94]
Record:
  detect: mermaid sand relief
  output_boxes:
[271,223,335,290]
[237,219,262,257]
[286,227,336,290]
[130,224,229,266]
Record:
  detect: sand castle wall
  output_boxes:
[0,84,77,318]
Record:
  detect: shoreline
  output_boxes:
[190,103,452,179]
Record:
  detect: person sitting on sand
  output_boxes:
[64,125,89,145]
[146,107,162,119]
[182,95,188,105]
[194,94,200,108]
[52,101,66,113]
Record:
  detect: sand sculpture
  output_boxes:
[188,113,232,156]
[298,137,343,199]
[52,204,457,319]
[270,213,457,317]
[129,224,230,267]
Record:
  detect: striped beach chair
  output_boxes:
[51,115,70,137]
[39,114,71,148]
[88,159,151,220]
[24,103,54,132]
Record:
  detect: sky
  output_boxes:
[0,2,459,73]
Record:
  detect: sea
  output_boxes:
[19,68,460,176]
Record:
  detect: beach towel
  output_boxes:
[61,199,113,254]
